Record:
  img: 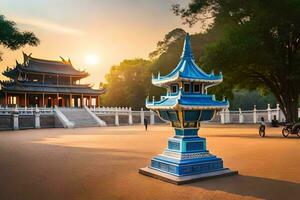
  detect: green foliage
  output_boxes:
[149,28,186,60]
[102,27,277,110]
[0,15,39,60]
[104,0,300,114]
[173,0,300,122]
[230,90,276,110]
[101,59,152,109]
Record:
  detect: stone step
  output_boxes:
[60,108,99,127]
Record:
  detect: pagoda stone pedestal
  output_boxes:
[139,128,238,184]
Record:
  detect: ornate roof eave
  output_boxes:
[26,54,65,65]
[17,66,89,77]
[146,91,229,110]
[152,72,180,86]
[2,67,20,78]
[152,73,223,87]
[146,102,229,111]
[1,81,106,95]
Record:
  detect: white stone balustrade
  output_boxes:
[253,105,257,124]
[140,108,144,125]
[239,108,244,123]
[0,104,299,129]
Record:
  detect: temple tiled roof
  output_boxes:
[3,53,89,78]
[1,82,105,95]
[2,66,18,78]
[152,34,222,86]
[21,54,89,76]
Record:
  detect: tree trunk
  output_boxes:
[281,92,299,123]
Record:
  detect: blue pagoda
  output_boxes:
[139,33,237,184]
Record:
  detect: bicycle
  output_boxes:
[282,123,300,137]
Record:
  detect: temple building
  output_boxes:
[0,53,105,107]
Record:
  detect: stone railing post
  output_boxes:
[253,105,257,124]
[140,108,144,125]
[34,106,41,129]
[128,107,133,125]
[115,107,119,126]
[225,109,230,124]
[150,110,155,125]
[267,104,272,122]
[276,103,280,120]
[13,105,19,130]
[239,108,244,123]
[220,109,225,124]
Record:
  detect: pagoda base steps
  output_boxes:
[139,167,238,185]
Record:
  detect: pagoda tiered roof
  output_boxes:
[146,33,229,111]
[146,92,228,110]
[3,53,89,78]
[152,34,222,86]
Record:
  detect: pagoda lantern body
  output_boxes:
[139,33,237,184]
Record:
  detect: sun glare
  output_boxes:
[85,54,99,66]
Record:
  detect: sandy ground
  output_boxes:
[0,125,299,200]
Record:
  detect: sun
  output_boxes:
[85,54,99,66]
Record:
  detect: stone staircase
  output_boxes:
[59,107,101,128]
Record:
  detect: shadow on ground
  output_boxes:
[189,174,300,200]
[208,134,300,140]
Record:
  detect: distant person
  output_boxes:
[144,118,148,131]
[271,115,279,127]
[259,117,266,137]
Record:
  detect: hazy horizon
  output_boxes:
[0,0,203,87]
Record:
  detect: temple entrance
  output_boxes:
[29,95,41,107]
[58,98,63,107]
[47,98,52,107]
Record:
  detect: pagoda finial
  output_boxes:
[181,33,194,59]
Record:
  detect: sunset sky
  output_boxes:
[0,0,202,88]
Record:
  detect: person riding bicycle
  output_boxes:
[259,117,266,137]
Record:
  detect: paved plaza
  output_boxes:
[0,125,299,200]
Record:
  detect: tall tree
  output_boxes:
[173,0,300,122]
[149,28,186,60]
[102,59,151,109]
[0,15,39,61]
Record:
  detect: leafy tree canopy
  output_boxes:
[101,59,152,109]
[0,15,39,61]
[173,0,300,122]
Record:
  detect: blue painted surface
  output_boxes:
[174,128,198,136]
[168,141,181,151]
[152,34,222,84]
[150,156,223,176]
[144,33,230,178]
[146,93,228,110]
